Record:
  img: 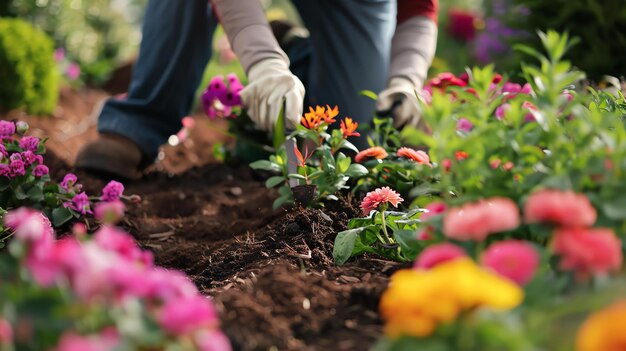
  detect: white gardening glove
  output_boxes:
[241,58,305,132]
[376,77,423,128]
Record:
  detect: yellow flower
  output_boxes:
[379,258,523,339]
[576,300,626,351]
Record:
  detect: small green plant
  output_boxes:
[0,18,59,115]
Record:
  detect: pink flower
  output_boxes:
[360,187,404,216]
[441,159,452,172]
[32,165,49,177]
[21,151,39,165]
[447,9,479,42]
[94,226,143,262]
[495,103,510,120]
[0,319,12,342]
[0,121,15,139]
[414,243,467,269]
[182,116,196,129]
[54,48,65,62]
[19,136,39,152]
[456,118,473,132]
[25,237,83,287]
[60,173,79,191]
[159,296,219,335]
[443,197,520,241]
[55,331,119,351]
[195,330,233,351]
[94,201,125,224]
[422,202,447,220]
[524,189,596,227]
[66,192,92,215]
[101,180,124,202]
[355,146,388,163]
[145,268,198,301]
[4,208,54,244]
[396,147,430,165]
[66,63,81,80]
[552,227,622,278]
[481,240,539,285]
[9,159,25,176]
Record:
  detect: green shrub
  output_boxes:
[506,0,626,80]
[0,18,59,115]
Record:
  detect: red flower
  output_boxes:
[360,187,404,216]
[442,159,452,172]
[447,9,479,42]
[426,72,467,91]
[552,227,622,278]
[482,240,539,285]
[397,147,431,165]
[355,146,388,163]
[443,197,520,241]
[455,151,468,161]
[524,189,596,227]
[340,117,360,138]
[414,243,467,269]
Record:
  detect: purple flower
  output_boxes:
[0,121,15,139]
[32,165,49,177]
[19,136,40,152]
[61,173,78,191]
[21,151,39,165]
[101,180,124,202]
[66,192,91,215]
[9,159,25,177]
[0,164,10,177]
[9,153,21,162]
[456,118,473,132]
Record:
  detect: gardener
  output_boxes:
[76,0,438,179]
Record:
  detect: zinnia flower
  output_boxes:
[524,189,596,227]
[576,300,626,351]
[443,197,520,241]
[101,180,124,202]
[340,117,360,138]
[552,227,622,278]
[360,187,404,216]
[481,240,539,285]
[414,243,467,269]
[396,147,431,165]
[355,146,388,163]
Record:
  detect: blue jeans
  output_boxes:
[98,0,395,160]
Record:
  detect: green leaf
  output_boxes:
[249,160,281,173]
[345,163,368,178]
[287,173,307,180]
[272,195,292,210]
[359,90,378,101]
[333,228,364,265]
[273,104,286,151]
[602,197,626,220]
[265,176,285,188]
[51,207,73,227]
[336,154,351,174]
[393,229,422,260]
[26,184,44,202]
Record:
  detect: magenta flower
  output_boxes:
[482,240,539,285]
[201,74,243,119]
[4,208,54,243]
[0,144,7,158]
[0,164,10,177]
[159,295,219,335]
[67,192,92,214]
[66,63,81,80]
[21,151,39,165]
[54,48,65,62]
[61,173,78,191]
[0,121,15,139]
[101,180,124,202]
[55,331,119,351]
[19,136,40,152]
[495,103,510,120]
[9,159,25,177]
[94,200,125,224]
[414,243,467,269]
[93,226,141,262]
[32,165,49,177]
[456,118,473,132]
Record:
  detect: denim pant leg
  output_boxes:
[98,0,217,161]
[289,0,396,148]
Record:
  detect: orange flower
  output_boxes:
[323,105,339,124]
[355,146,388,163]
[455,151,468,161]
[361,186,404,215]
[340,118,360,138]
[576,300,626,351]
[301,106,323,129]
[397,147,431,166]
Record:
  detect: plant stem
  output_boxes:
[380,210,392,244]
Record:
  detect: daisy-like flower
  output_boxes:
[340,118,360,138]
[322,105,339,124]
[301,106,324,129]
[397,147,431,166]
[355,146,388,163]
[361,186,404,216]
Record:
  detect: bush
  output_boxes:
[504,0,626,80]
[0,18,59,115]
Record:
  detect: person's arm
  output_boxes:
[211,1,304,131]
[377,0,438,128]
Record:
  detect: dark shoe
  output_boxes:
[75,134,145,180]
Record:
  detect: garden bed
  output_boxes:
[13,87,402,350]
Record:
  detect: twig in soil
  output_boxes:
[148,231,175,240]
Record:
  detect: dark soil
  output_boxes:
[4,88,407,350]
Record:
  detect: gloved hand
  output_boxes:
[376,77,423,128]
[241,58,305,132]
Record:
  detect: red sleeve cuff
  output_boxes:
[397,0,439,25]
